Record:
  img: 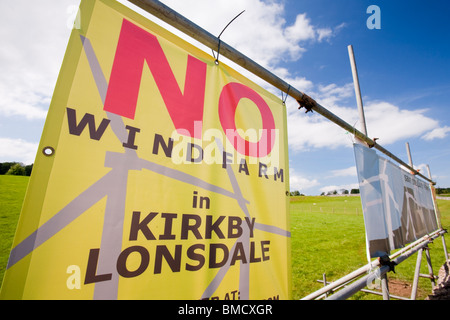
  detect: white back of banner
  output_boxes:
[354,144,438,258]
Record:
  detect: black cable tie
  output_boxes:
[297,94,316,113]
[378,255,397,273]
[214,39,221,65]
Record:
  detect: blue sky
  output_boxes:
[0,0,449,195]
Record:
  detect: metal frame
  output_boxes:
[324,229,446,300]
[301,228,447,300]
[317,243,441,300]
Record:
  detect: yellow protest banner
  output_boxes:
[0,0,290,300]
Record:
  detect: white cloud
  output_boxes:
[285,13,335,44]
[287,112,353,151]
[2,0,444,166]
[0,1,78,120]
[285,82,356,152]
[422,126,450,141]
[286,80,442,152]
[316,28,333,42]
[0,85,48,120]
[364,102,438,144]
[318,83,354,104]
[331,166,357,177]
[157,0,338,67]
[0,138,38,164]
[285,13,316,42]
[289,168,320,192]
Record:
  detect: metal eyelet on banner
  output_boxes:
[42,146,55,156]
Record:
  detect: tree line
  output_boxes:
[0,162,33,176]
[290,189,360,197]
[436,187,450,195]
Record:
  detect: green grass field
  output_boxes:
[1,175,449,299]
[290,195,450,300]
[0,175,29,289]
[290,195,368,299]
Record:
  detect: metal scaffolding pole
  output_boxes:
[302,229,444,300]
[348,45,368,137]
[325,229,445,300]
[127,0,435,185]
[406,142,415,174]
[427,164,449,262]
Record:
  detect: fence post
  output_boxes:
[406,142,414,174]
[442,234,449,261]
[322,273,328,298]
[411,248,423,300]
[381,274,390,300]
[424,247,436,289]
[426,164,449,261]
[348,45,368,137]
